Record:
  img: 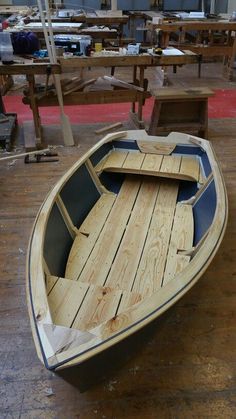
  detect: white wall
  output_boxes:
[228,0,236,13]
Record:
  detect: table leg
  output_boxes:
[131,65,137,113]
[137,66,144,122]
[26,74,42,147]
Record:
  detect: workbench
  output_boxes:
[147,19,236,80]
[7,10,129,46]
[0,50,199,146]
[7,22,118,42]
[0,61,60,146]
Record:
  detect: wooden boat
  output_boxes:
[26,130,228,371]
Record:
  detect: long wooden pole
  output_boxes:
[0,148,49,161]
[37,0,74,146]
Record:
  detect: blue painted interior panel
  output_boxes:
[113,140,139,150]
[44,203,73,277]
[193,180,216,245]
[100,172,125,194]
[60,163,100,228]
[174,145,203,156]
[90,142,112,166]
[177,180,198,202]
[201,151,212,177]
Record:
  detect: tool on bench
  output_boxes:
[24,149,59,164]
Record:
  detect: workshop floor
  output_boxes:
[0,61,236,418]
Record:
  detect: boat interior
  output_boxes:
[43,138,216,337]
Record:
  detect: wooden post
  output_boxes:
[26,74,42,146]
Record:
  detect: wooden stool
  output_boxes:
[148,87,214,138]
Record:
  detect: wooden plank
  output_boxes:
[23,120,37,151]
[65,193,116,280]
[72,286,122,331]
[141,154,163,172]
[105,178,160,291]
[97,151,199,182]
[132,180,179,298]
[48,277,89,327]
[198,165,206,184]
[46,275,58,295]
[56,196,77,239]
[180,157,200,182]
[95,155,109,173]
[35,90,141,106]
[122,151,145,170]
[151,87,214,100]
[85,159,110,194]
[163,203,194,286]
[77,176,141,286]
[163,254,190,286]
[118,291,143,314]
[160,155,182,174]
[0,62,61,76]
[137,141,176,155]
[94,122,123,135]
[171,203,194,251]
[102,150,128,171]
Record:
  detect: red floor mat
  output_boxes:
[3,89,236,125]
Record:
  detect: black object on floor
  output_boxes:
[0,113,17,151]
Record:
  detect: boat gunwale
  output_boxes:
[26,131,228,370]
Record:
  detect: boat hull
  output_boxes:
[26,130,228,370]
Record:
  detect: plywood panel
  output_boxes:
[137,141,176,155]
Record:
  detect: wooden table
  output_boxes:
[0,61,60,146]
[0,5,31,15]
[147,19,236,80]
[0,51,199,145]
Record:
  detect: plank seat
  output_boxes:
[95,150,201,182]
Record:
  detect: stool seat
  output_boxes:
[148,87,214,139]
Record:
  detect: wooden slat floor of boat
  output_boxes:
[56,175,194,332]
[65,193,116,280]
[132,180,180,298]
[95,150,201,182]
